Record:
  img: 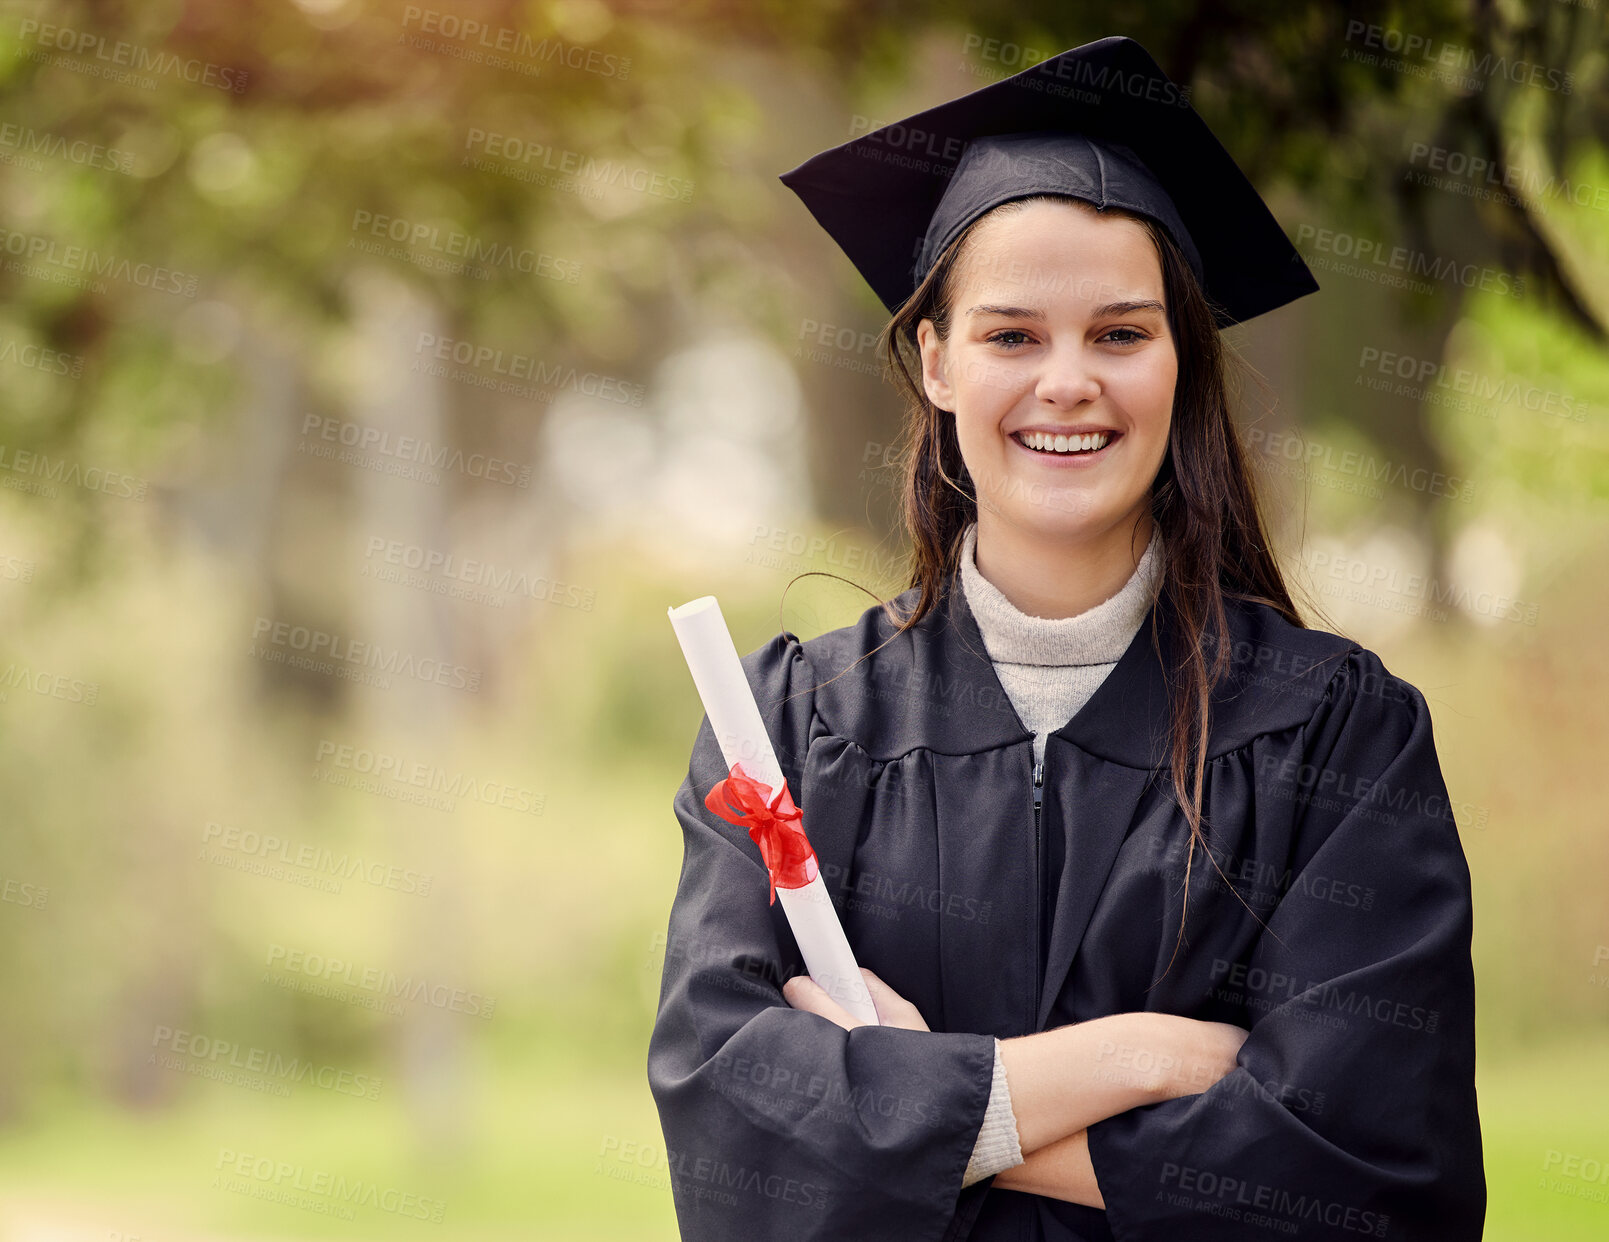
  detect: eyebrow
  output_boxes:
[964,299,1167,319]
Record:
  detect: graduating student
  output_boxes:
[647,35,1484,1242]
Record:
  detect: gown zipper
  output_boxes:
[1031,755,1044,1029]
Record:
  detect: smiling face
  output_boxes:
[916,197,1177,549]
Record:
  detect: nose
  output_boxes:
[1033,339,1101,407]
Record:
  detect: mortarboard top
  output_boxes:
[777,35,1318,329]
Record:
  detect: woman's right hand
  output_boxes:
[1109,1012,1250,1101]
[999,1011,1250,1154]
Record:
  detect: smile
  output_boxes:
[1011,429,1117,458]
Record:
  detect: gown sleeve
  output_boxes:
[1085,646,1485,1240]
[646,632,999,1241]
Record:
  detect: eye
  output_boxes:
[1101,327,1151,345]
[985,329,1033,349]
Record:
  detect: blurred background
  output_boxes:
[0,1,1604,1238]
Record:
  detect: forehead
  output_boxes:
[951,198,1164,309]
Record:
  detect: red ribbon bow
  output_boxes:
[704,760,819,904]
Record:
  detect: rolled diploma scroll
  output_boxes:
[667,595,879,1027]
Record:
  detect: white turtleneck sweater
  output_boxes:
[958,519,1165,1188]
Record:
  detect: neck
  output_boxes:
[972,509,1156,619]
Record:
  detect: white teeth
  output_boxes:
[1019,430,1112,454]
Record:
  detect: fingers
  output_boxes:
[859,968,930,1032]
[782,968,931,1033]
[859,968,896,1021]
[782,973,867,1030]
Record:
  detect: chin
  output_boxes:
[1006,479,1101,519]
[998,503,1102,540]
[1000,490,1145,541]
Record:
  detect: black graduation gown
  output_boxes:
[647,569,1485,1241]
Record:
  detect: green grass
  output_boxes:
[1477,1033,1609,1241]
[0,1035,1603,1239]
[0,1032,679,1242]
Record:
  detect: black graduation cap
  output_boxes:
[777,35,1318,329]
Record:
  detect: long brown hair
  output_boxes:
[783,193,1316,975]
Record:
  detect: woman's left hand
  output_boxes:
[782,967,930,1031]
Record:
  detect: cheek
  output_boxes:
[1123,357,1177,441]
[955,348,1027,405]
[953,419,993,475]
[952,385,1013,452]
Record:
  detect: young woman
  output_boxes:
[648,37,1483,1242]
